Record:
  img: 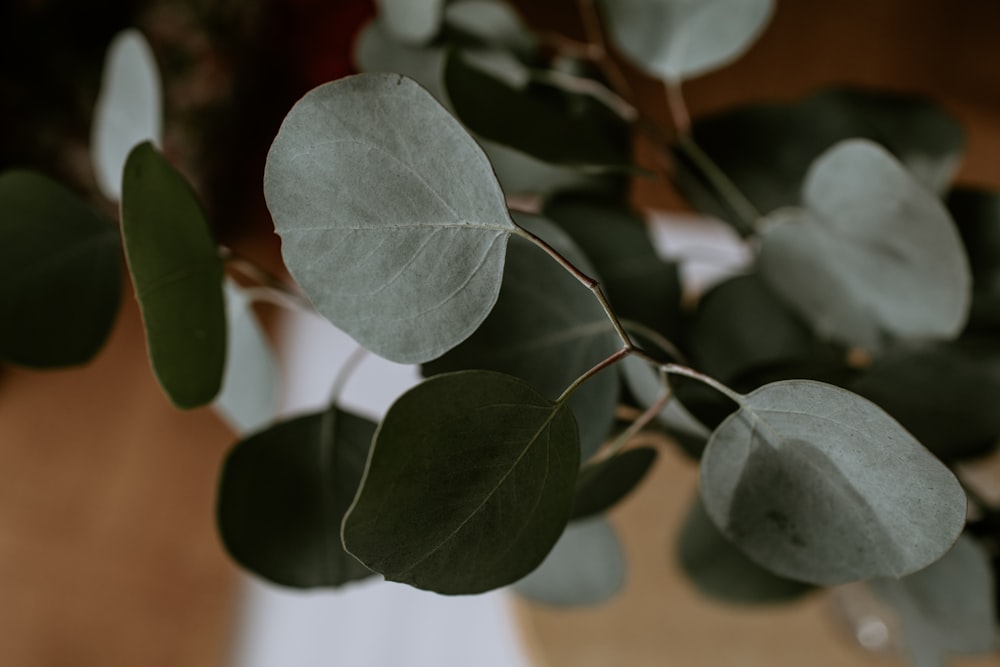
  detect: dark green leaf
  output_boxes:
[599,0,774,82]
[544,194,682,339]
[513,517,625,606]
[700,379,966,585]
[0,170,121,367]
[444,50,631,169]
[678,494,812,604]
[948,187,1000,334]
[217,408,375,588]
[572,447,657,520]
[678,87,964,228]
[121,142,226,409]
[342,370,580,594]
[758,140,970,351]
[264,73,515,364]
[424,215,619,460]
[851,338,1000,461]
[870,535,996,666]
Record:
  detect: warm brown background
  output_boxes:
[2,1,1000,666]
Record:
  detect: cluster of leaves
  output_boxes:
[2,2,1000,665]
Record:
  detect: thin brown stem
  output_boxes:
[557,346,632,404]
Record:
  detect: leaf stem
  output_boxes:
[620,318,689,365]
[665,80,691,136]
[221,246,314,312]
[327,346,369,408]
[629,348,744,407]
[557,346,631,404]
[604,382,673,459]
[575,0,634,100]
[674,133,761,237]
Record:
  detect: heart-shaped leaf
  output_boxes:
[677,493,812,604]
[700,379,966,585]
[0,170,121,367]
[676,88,964,229]
[91,28,163,202]
[870,535,996,666]
[598,0,774,82]
[121,142,227,409]
[213,279,280,435]
[264,73,516,364]
[572,447,657,520]
[342,370,580,594]
[758,139,971,351]
[424,215,620,460]
[217,408,376,588]
[513,517,625,606]
[376,0,445,45]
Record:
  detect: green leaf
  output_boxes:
[342,370,580,594]
[677,88,964,229]
[91,28,163,202]
[217,408,376,588]
[354,18,448,102]
[264,73,516,364]
[870,535,996,666]
[443,0,537,55]
[678,493,812,604]
[376,0,445,45]
[424,215,620,460]
[700,379,966,585]
[213,279,280,435]
[572,447,657,520]
[444,50,631,169]
[598,0,774,82]
[121,142,226,409]
[758,139,971,351]
[851,339,1000,461]
[513,517,625,606]
[948,187,1000,334]
[0,170,121,367]
[544,194,682,339]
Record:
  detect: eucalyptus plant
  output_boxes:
[2,1,999,665]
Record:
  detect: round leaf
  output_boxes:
[0,170,121,367]
[376,0,445,45]
[264,73,516,364]
[678,493,812,604]
[513,517,625,606]
[444,0,537,55]
[599,0,774,82]
[91,29,163,202]
[759,139,971,351]
[342,370,580,594]
[121,142,226,409]
[424,215,620,460]
[700,379,966,585]
[572,447,657,520]
[217,408,375,588]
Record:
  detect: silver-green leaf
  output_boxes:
[376,0,445,45]
[759,139,971,351]
[264,73,516,364]
[700,379,966,585]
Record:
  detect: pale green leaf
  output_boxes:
[424,215,620,460]
[700,379,966,585]
[759,139,971,351]
[513,517,625,606]
[444,0,537,55]
[217,408,375,588]
[599,0,774,82]
[621,356,711,441]
[376,0,445,45]
[264,73,515,364]
[0,170,121,367]
[354,19,447,101]
[91,28,163,202]
[120,142,226,409]
[213,279,280,435]
[342,370,580,594]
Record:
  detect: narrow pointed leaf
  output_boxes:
[599,0,774,82]
[265,73,516,364]
[700,379,966,585]
[758,140,971,351]
[342,370,580,594]
[513,517,625,606]
[424,216,619,460]
[91,29,163,201]
[217,408,376,588]
[571,447,657,520]
[376,0,445,45]
[0,170,121,367]
[678,494,812,604]
[870,535,996,665]
[121,142,226,409]
[213,279,280,435]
